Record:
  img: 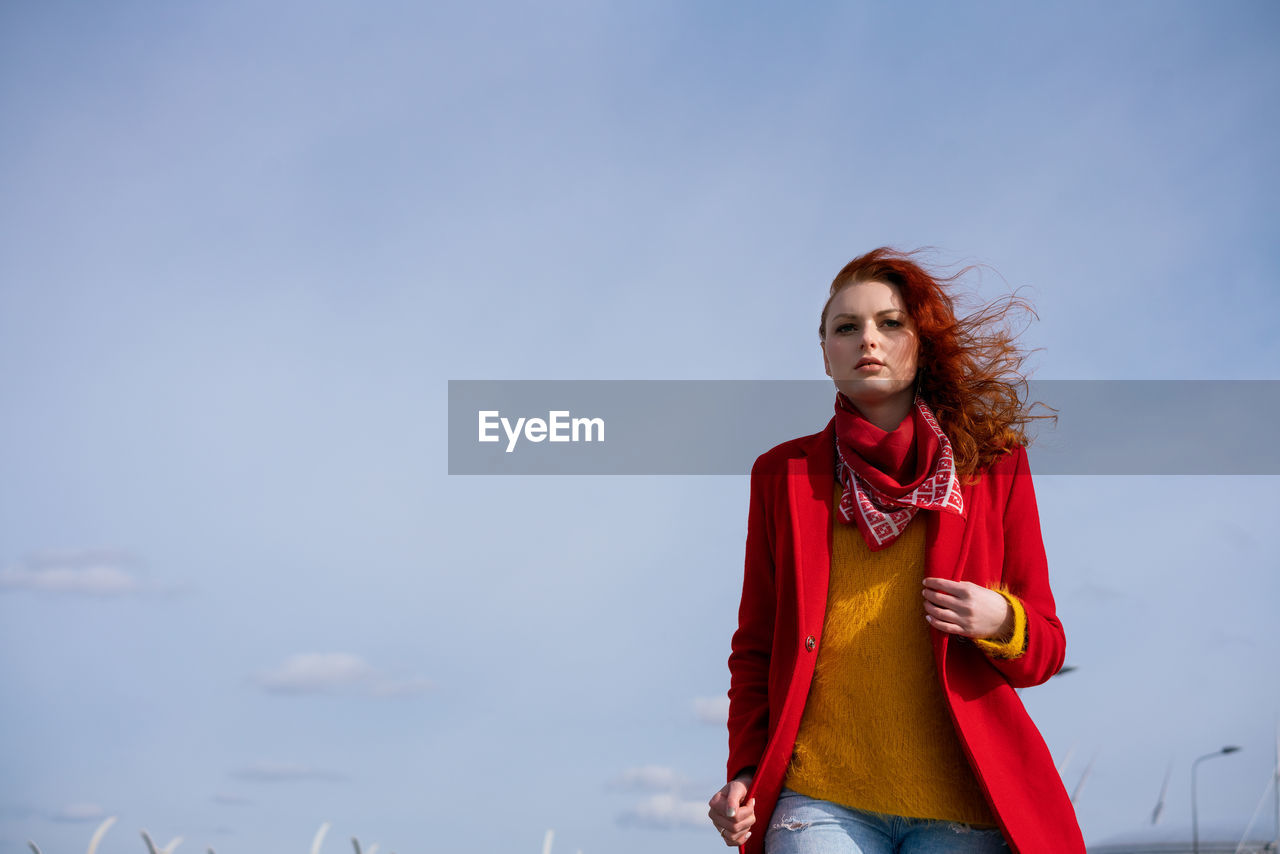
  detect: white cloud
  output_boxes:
[50,803,106,823]
[255,653,373,693]
[617,793,708,830]
[231,762,346,783]
[0,564,142,595]
[693,695,729,726]
[0,548,150,595]
[253,653,430,697]
[611,765,688,792]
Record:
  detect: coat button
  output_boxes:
[805,635,816,652]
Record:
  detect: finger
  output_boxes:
[923,586,975,614]
[921,588,963,608]
[923,601,959,623]
[925,614,967,634]
[719,799,756,834]
[923,598,972,623]
[725,829,752,846]
[709,793,753,832]
[710,809,753,834]
[711,781,741,809]
[708,788,733,830]
[710,817,747,838]
[715,821,744,844]
[923,597,974,621]
[723,783,748,816]
[923,577,972,595]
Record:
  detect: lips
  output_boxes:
[854,358,885,369]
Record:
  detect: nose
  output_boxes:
[857,325,882,350]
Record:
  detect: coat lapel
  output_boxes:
[924,498,968,581]
[925,482,970,664]
[788,421,835,638]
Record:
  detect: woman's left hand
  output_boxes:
[922,577,1013,640]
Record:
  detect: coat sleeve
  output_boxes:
[984,446,1067,688]
[726,454,777,782]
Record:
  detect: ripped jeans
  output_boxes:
[765,789,1009,854]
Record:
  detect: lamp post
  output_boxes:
[1191,745,1241,854]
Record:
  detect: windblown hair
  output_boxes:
[819,247,1056,477]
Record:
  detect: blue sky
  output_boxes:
[2,2,1279,852]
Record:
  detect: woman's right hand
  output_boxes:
[708,773,756,847]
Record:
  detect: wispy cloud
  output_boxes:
[617,794,707,830]
[0,548,148,596]
[610,765,688,792]
[1,564,142,595]
[255,653,373,692]
[693,695,729,726]
[611,763,710,830]
[231,762,347,783]
[253,653,430,697]
[50,803,106,823]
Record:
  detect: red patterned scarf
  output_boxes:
[833,391,964,551]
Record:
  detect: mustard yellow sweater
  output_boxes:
[782,496,1027,825]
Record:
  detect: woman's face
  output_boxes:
[821,280,920,412]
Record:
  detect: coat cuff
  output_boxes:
[972,588,1028,660]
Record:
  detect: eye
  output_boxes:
[882,319,903,328]
[834,322,856,334]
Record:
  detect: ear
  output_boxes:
[820,340,831,377]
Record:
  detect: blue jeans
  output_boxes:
[765,789,1009,854]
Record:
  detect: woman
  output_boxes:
[707,248,1084,853]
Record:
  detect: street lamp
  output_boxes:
[1192,745,1241,854]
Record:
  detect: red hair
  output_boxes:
[819,247,1055,477]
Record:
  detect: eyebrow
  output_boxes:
[830,310,906,320]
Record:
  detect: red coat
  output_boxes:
[726,420,1085,854]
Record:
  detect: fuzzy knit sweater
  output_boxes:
[781,491,1027,825]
